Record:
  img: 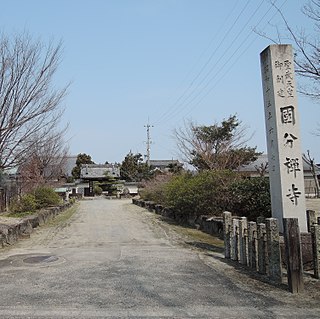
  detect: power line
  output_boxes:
[154,0,286,127]
[152,0,248,125]
[149,0,288,160]
[153,0,252,125]
[164,0,289,123]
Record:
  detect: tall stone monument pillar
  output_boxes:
[260,44,307,233]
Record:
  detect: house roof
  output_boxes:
[239,154,319,173]
[149,159,182,168]
[239,154,269,172]
[80,164,120,179]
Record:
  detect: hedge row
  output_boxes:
[139,170,271,222]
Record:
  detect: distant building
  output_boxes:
[239,154,320,197]
[149,159,183,172]
[123,182,139,196]
[80,164,120,181]
[238,154,269,177]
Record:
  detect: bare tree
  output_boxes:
[0,32,68,170]
[303,150,320,197]
[255,1,320,99]
[174,115,260,171]
[255,162,269,177]
[19,129,69,194]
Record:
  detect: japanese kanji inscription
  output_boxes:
[260,45,307,232]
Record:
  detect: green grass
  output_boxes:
[6,211,35,218]
[45,203,79,227]
[6,203,78,224]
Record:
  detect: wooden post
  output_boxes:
[306,210,316,233]
[223,212,232,259]
[283,218,304,293]
[311,224,320,279]
[266,218,282,282]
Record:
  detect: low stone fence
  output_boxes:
[223,211,320,293]
[132,198,223,239]
[0,203,71,248]
[223,213,282,282]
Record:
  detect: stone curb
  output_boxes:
[0,203,72,248]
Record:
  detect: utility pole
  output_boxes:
[144,122,153,166]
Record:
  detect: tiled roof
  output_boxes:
[149,159,182,168]
[239,154,319,173]
[239,154,269,172]
[80,164,120,179]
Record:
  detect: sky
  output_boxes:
[1,0,319,164]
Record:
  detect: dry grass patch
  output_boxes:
[158,217,224,253]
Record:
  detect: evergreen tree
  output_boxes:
[120,152,151,182]
[72,153,94,179]
[175,115,260,171]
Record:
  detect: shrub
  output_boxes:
[229,177,271,220]
[20,193,37,212]
[8,198,19,213]
[9,194,37,213]
[163,170,239,220]
[66,176,74,183]
[139,173,173,203]
[94,185,103,195]
[140,170,271,223]
[33,186,62,208]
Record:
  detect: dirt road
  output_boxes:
[0,198,319,318]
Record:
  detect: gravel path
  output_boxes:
[0,198,319,318]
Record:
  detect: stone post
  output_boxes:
[266,218,282,282]
[260,45,307,233]
[311,224,320,279]
[231,218,239,261]
[230,219,235,260]
[239,217,248,265]
[223,212,232,259]
[257,223,267,274]
[248,221,258,270]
